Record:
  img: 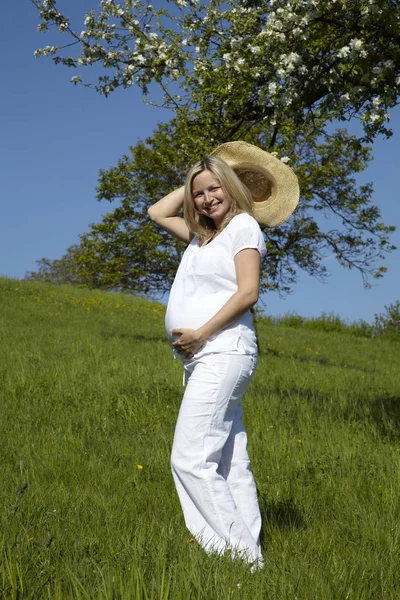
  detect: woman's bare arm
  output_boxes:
[171,248,261,357]
[147,186,191,243]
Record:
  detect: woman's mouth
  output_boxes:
[207,202,221,214]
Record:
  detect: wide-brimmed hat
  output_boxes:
[211,141,299,227]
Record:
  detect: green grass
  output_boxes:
[0,277,399,599]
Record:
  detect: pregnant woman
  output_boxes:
[147,141,299,570]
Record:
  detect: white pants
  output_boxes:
[171,353,263,566]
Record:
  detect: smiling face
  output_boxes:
[191,170,232,229]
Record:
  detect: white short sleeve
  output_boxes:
[231,214,266,259]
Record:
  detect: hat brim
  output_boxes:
[211,141,299,227]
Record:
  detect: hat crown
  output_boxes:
[211,141,299,227]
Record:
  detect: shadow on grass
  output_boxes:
[101,331,168,344]
[259,346,358,372]
[260,497,305,533]
[253,382,331,410]
[255,376,400,442]
[352,395,400,441]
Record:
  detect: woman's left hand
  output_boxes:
[170,328,204,359]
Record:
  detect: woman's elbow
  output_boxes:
[248,290,259,307]
[240,288,259,309]
[147,207,156,221]
[147,207,163,224]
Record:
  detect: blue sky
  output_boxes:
[1,1,399,323]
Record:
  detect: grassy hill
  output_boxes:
[1,277,399,599]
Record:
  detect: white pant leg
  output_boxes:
[171,353,263,564]
[217,401,262,549]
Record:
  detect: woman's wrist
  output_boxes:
[196,327,208,344]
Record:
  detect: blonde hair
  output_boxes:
[183,156,254,245]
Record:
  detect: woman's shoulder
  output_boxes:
[228,212,261,231]
[226,212,266,257]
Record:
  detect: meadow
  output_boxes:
[0,277,399,599]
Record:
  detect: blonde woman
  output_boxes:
[148,154,266,569]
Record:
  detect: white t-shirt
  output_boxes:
[165,213,266,359]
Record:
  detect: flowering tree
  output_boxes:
[30,0,399,295]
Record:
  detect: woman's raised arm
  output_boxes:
[147,186,192,243]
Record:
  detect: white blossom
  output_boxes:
[280,156,291,163]
[298,65,308,75]
[234,57,246,72]
[176,0,187,6]
[288,52,302,65]
[34,45,59,57]
[182,38,188,46]
[268,82,278,94]
[349,38,363,51]
[337,46,350,58]
[249,46,261,54]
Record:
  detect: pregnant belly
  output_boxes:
[165,294,230,343]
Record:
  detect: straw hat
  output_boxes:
[211,141,299,227]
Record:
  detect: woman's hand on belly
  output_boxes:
[170,328,204,359]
